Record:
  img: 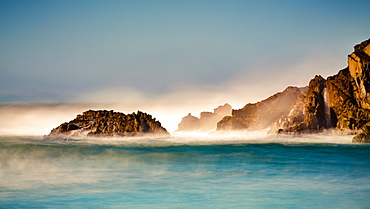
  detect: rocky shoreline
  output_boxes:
[215,39,370,142]
[44,39,370,143]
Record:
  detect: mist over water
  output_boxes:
[1,135,369,208]
[0,102,237,135]
[0,50,348,135]
[2,0,370,207]
[1,87,367,207]
[0,55,365,207]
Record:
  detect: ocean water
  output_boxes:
[1,134,369,208]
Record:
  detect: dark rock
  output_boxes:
[353,123,370,143]
[44,110,169,139]
[304,75,327,130]
[353,133,370,143]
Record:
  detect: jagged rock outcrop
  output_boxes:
[326,69,370,132]
[304,75,329,130]
[216,38,370,142]
[177,113,201,131]
[217,87,307,131]
[271,75,335,134]
[326,38,370,142]
[178,103,232,132]
[44,110,169,139]
[348,38,370,109]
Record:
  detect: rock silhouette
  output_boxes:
[178,103,232,132]
[45,110,169,139]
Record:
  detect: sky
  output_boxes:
[1,0,370,133]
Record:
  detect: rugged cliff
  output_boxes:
[45,110,169,139]
[328,39,370,142]
[178,103,232,132]
[217,86,307,131]
[217,38,370,142]
[271,75,334,134]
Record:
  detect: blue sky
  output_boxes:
[1,0,370,105]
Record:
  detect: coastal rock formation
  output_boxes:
[353,122,370,143]
[348,38,370,109]
[269,75,336,134]
[217,38,370,142]
[177,113,201,131]
[178,103,232,132]
[45,110,169,139]
[327,39,370,142]
[217,87,307,131]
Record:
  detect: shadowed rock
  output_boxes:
[353,122,370,143]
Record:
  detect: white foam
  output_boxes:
[41,130,354,146]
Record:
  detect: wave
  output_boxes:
[13,130,354,147]
[1,133,369,209]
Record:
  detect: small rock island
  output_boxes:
[44,110,169,139]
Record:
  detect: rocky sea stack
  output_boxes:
[217,38,370,143]
[177,103,232,132]
[44,110,169,139]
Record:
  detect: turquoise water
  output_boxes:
[1,135,369,208]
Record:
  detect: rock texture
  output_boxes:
[270,75,338,134]
[216,38,370,142]
[178,103,232,132]
[45,110,169,139]
[353,122,370,143]
[217,87,307,131]
[327,39,370,142]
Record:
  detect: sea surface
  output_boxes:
[1,133,369,208]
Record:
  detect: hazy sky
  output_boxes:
[1,0,370,106]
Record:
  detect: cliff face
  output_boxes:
[267,75,339,134]
[326,69,370,131]
[45,110,169,139]
[327,39,370,140]
[216,38,370,141]
[217,86,307,131]
[348,39,370,109]
[178,103,232,132]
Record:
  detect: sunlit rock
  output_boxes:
[44,110,169,139]
[275,39,370,138]
[348,39,370,109]
[216,38,370,142]
[217,86,306,132]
